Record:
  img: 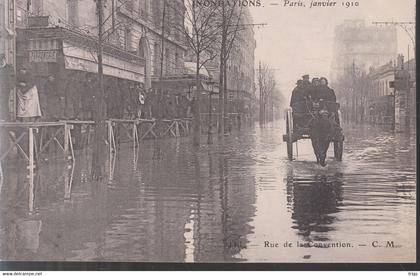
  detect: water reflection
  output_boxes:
[0,122,416,262]
[0,158,76,260]
[286,170,344,240]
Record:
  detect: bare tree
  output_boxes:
[215,3,244,134]
[90,0,139,179]
[258,62,276,125]
[175,0,220,146]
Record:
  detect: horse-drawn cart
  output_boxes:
[283,100,344,166]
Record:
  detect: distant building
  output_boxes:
[365,60,396,127]
[331,19,398,125]
[331,19,397,82]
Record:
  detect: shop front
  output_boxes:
[16,27,146,121]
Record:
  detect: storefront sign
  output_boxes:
[63,41,145,82]
[28,16,49,28]
[29,50,57,63]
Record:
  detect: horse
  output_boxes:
[308,100,342,166]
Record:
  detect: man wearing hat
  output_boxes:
[0,54,14,121]
[290,76,312,128]
[290,79,306,107]
[309,77,321,101]
[16,65,42,121]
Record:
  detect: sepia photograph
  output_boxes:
[0,0,416,268]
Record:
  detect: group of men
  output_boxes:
[290,74,336,107]
[289,74,340,128]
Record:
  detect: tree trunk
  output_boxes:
[218,46,225,134]
[223,61,228,134]
[218,2,226,135]
[193,53,201,147]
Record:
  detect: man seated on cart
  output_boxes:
[310,77,340,125]
[290,75,312,131]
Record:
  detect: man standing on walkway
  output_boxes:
[16,67,42,122]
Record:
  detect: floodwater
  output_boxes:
[0,121,416,262]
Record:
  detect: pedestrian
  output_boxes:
[144,88,152,119]
[16,68,42,122]
[156,91,165,119]
[0,54,14,121]
[179,94,189,118]
[118,79,130,119]
[175,94,182,118]
[136,84,146,119]
[82,73,97,120]
[42,74,62,121]
[150,89,160,119]
[186,92,193,118]
[64,71,82,120]
[127,82,138,119]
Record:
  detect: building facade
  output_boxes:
[115,0,186,84]
[341,53,416,133]
[11,0,187,120]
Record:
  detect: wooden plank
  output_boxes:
[0,122,66,127]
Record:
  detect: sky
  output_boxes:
[248,0,416,98]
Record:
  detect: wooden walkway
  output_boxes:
[0,118,193,173]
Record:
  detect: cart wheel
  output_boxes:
[286,111,293,161]
[334,139,343,161]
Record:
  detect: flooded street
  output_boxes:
[0,121,416,263]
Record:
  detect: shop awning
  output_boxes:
[152,77,219,94]
[63,41,145,83]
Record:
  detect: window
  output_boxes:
[125,28,132,51]
[32,0,43,15]
[0,1,5,31]
[67,0,79,26]
[165,48,170,74]
[175,52,179,72]
[152,0,162,27]
[154,43,160,76]
[139,0,149,18]
[166,6,172,36]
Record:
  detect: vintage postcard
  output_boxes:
[0,0,416,267]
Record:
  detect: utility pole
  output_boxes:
[92,0,106,180]
[407,44,411,132]
[96,0,104,114]
[8,0,16,121]
[160,0,166,80]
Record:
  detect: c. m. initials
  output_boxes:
[371,240,396,248]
